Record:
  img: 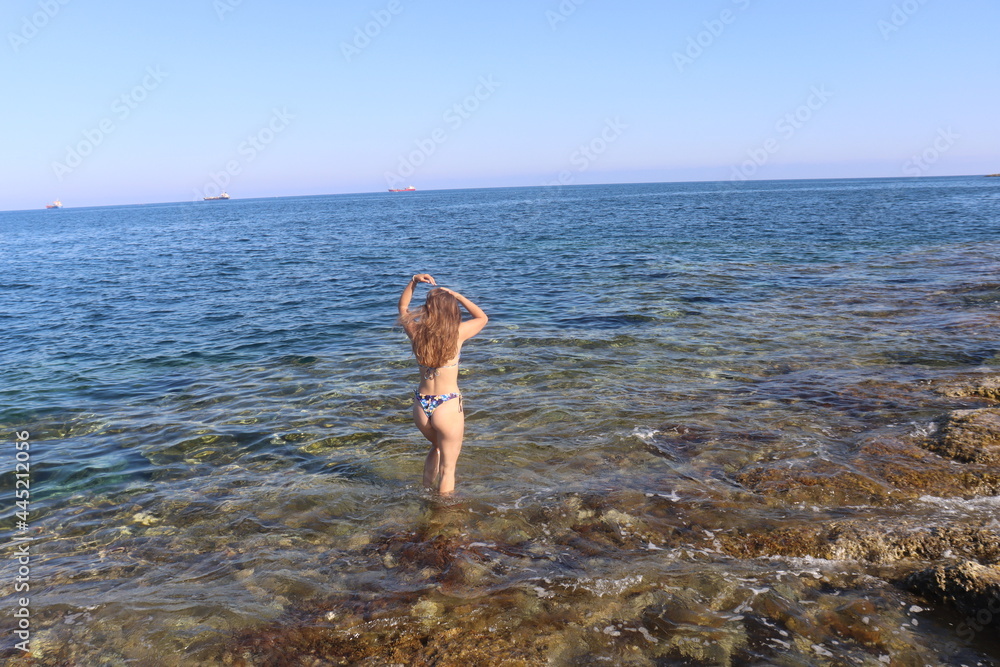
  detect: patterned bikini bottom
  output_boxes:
[414,391,462,419]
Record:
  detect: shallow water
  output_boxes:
[3,178,1000,664]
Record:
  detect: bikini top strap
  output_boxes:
[419,357,460,379]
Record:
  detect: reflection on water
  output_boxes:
[2,179,1000,664]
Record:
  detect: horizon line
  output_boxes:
[3,173,994,214]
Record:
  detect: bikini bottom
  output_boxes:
[415,390,462,419]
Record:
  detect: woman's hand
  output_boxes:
[400,273,435,319]
[412,273,437,286]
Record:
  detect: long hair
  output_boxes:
[399,288,461,367]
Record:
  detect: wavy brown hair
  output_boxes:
[399,288,461,368]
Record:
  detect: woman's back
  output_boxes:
[417,352,461,394]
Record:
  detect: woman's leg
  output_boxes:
[413,400,441,489]
[428,397,464,494]
[423,447,441,489]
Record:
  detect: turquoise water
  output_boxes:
[2,177,1000,664]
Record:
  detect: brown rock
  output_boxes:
[734,433,1000,506]
[716,521,1000,565]
[826,523,1000,564]
[904,560,1000,632]
[222,590,552,666]
[849,435,1000,499]
[815,608,882,647]
[930,408,1000,465]
[715,524,827,560]
[937,375,1000,401]
[735,461,896,505]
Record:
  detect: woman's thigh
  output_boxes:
[412,399,437,444]
[429,395,464,445]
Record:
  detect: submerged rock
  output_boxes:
[826,523,1000,565]
[735,434,1000,506]
[221,590,553,666]
[716,520,1000,565]
[904,560,1000,634]
[859,435,1000,498]
[735,461,898,505]
[937,375,1000,401]
[928,408,1000,465]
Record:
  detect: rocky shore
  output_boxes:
[12,372,1000,666]
[206,373,1000,666]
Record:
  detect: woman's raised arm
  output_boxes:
[398,273,437,319]
[440,288,488,340]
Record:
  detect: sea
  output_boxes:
[2,176,1000,665]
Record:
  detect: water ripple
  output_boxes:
[2,178,1000,664]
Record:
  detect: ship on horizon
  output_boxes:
[45,199,62,209]
[388,186,416,192]
[204,192,231,201]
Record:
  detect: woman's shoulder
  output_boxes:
[458,316,487,341]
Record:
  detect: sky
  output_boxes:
[1,0,998,210]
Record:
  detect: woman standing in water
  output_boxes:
[398,274,488,494]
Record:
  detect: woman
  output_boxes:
[398,273,488,495]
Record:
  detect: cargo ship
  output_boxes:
[388,186,416,192]
[45,199,62,209]
[204,192,231,200]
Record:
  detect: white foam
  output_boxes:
[565,574,645,598]
[645,490,681,501]
[631,426,659,443]
[909,421,938,438]
[812,644,834,658]
[465,542,496,549]
[917,494,1000,519]
[533,586,554,599]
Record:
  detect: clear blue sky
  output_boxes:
[2,0,998,209]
